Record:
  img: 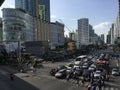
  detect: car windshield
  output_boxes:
[76,58,82,61]
[113,69,119,72]
[95,71,101,74]
[58,69,65,73]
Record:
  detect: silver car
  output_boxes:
[112,68,119,76]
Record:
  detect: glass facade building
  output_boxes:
[38,0,50,22]
[0,0,4,6]
[15,0,35,16]
[78,18,89,45]
[15,0,50,22]
[2,8,35,42]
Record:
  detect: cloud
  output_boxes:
[70,18,77,21]
[93,22,112,36]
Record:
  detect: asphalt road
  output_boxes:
[0,48,120,90]
[0,66,39,90]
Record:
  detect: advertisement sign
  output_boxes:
[38,5,46,20]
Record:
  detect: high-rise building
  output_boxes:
[110,24,114,44]
[114,12,120,39]
[0,0,4,6]
[50,21,65,48]
[101,34,105,43]
[0,18,3,41]
[78,18,89,46]
[2,8,35,42]
[15,0,35,16]
[38,0,50,22]
[15,0,50,41]
[69,32,75,41]
[15,0,50,22]
[89,24,96,44]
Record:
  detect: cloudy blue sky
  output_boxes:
[0,0,119,37]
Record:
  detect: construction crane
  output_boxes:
[58,19,76,51]
[58,19,74,33]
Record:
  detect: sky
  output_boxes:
[0,0,119,38]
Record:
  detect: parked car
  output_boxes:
[112,68,119,76]
[55,69,66,78]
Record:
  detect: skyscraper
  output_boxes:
[0,0,4,6]
[15,0,50,22]
[101,34,105,43]
[38,0,50,22]
[15,0,35,16]
[78,18,89,46]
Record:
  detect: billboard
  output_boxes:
[0,0,4,6]
[38,5,45,20]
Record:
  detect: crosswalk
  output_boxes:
[54,78,119,90]
[96,87,119,90]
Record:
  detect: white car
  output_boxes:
[94,70,101,78]
[74,55,87,65]
[112,68,119,76]
[88,66,94,71]
[82,63,89,69]
[55,69,66,78]
[74,61,81,65]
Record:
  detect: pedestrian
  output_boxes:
[80,77,85,86]
[98,79,102,90]
[52,59,54,63]
[86,84,91,90]
[91,85,96,90]
[76,76,79,84]
[66,73,70,81]
[91,83,96,90]
[10,73,14,81]
[90,77,94,84]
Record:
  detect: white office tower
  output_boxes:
[78,18,89,47]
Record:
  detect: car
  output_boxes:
[94,70,101,78]
[55,69,66,78]
[112,68,119,76]
[74,55,87,65]
[88,66,95,71]
[82,63,89,69]
[74,68,83,76]
[65,63,74,69]
[57,65,66,71]
[73,65,80,69]
[66,68,73,78]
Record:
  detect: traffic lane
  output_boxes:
[105,77,120,89]
[16,73,85,90]
[0,72,39,90]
